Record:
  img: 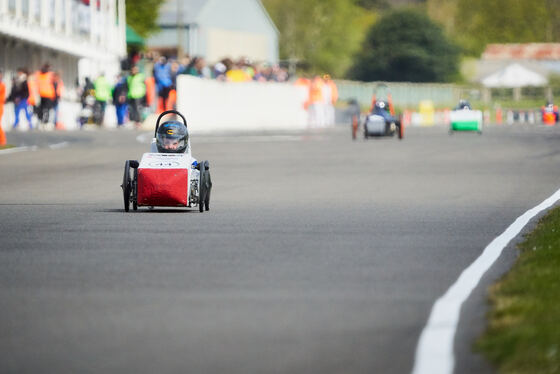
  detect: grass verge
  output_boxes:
[476,206,560,373]
[0,144,14,150]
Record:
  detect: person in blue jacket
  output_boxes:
[153,56,173,111]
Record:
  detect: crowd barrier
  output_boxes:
[176,75,308,133]
[0,81,553,134]
[0,101,118,131]
[397,108,546,127]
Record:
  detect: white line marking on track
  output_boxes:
[48,141,69,150]
[412,187,560,374]
[0,145,38,155]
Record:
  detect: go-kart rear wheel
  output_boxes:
[198,162,206,213]
[122,160,131,212]
[204,161,211,211]
[132,166,138,211]
[398,121,404,140]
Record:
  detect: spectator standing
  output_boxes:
[226,62,251,82]
[127,65,146,128]
[27,73,38,122]
[308,76,325,128]
[167,60,182,111]
[322,74,338,126]
[186,57,211,79]
[80,77,95,107]
[94,73,111,125]
[113,74,128,127]
[36,63,56,126]
[0,70,6,145]
[52,71,65,129]
[8,68,33,130]
[153,56,172,113]
[213,62,227,81]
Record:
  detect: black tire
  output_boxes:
[204,161,211,211]
[397,121,404,140]
[199,163,206,213]
[122,160,131,212]
[132,166,138,211]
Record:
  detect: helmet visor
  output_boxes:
[156,121,189,153]
[160,136,186,151]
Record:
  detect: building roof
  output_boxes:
[158,0,209,25]
[481,63,548,88]
[482,43,560,60]
[157,0,278,34]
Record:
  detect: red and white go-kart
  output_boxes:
[121,110,212,212]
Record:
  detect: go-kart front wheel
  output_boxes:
[132,167,138,211]
[122,160,131,212]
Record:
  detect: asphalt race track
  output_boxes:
[1,124,560,374]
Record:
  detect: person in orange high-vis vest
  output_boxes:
[27,74,38,108]
[145,76,155,109]
[53,71,65,129]
[294,77,311,107]
[308,76,325,128]
[0,70,6,145]
[36,64,56,125]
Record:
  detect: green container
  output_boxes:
[451,121,481,131]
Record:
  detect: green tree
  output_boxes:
[350,8,460,82]
[426,0,458,36]
[454,0,560,55]
[125,0,165,38]
[262,0,375,77]
[355,0,390,10]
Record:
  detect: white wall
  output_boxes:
[176,75,307,133]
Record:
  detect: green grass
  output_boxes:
[0,144,14,150]
[476,207,560,374]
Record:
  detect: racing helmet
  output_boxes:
[375,100,388,110]
[457,100,471,110]
[156,120,189,153]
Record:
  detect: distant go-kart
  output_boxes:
[362,84,403,140]
[449,100,483,134]
[120,110,212,212]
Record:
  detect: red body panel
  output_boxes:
[137,168,188,207]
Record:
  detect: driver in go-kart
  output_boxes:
[155,119,190,154]
[455,99,472,110]
[372,100,398,123]
[153,117,200,169]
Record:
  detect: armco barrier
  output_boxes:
[176,75,308,133]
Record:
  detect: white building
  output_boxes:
[0,0,126,96]
[147,0,279,64]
